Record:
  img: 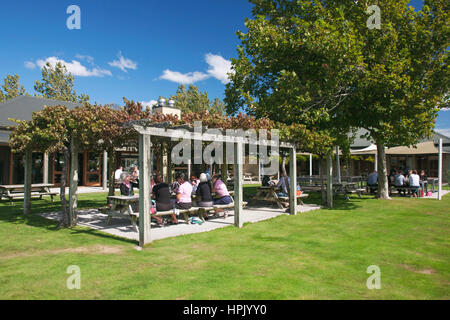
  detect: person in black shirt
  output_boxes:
[195,173,213,220]
[152,174,177,224]
[196,173,213,207]
[120,172,138,196]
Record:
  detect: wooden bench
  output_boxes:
[0,184,58,205]
[278,193,309,206]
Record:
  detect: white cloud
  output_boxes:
[24,61,36,69]
[36,56,112,77]
[75,54,95,65]
[159,53,232,85]
[205,53,232,84]
[140,100,158,109]
[160,69,210,84]
[108,52,137,72]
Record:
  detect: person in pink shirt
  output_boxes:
[212,175,232,217]
[175,172,192,210]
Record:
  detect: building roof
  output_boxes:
[0,95,80,129]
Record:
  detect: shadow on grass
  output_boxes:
[0,196,137,245]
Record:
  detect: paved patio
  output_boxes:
[41,204,322,242]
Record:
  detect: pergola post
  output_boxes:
[23,149,32,214]
[326,153,333,208]
[374,153,378,172]
[139,134,152,246]
[103,150,108,191]
[69,136,79,225]
[438,138,442,201]
[336,146,341,183]
[234,141,243,228]
[309,153,313,177]
[43,152,49,184]
[289,147,297,215]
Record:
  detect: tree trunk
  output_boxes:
[59,147,70,228]
[68,138,78,227]
[23,149,32,215]
[376,140,391,199]
[107,149,116,199]
[281,154,287,176]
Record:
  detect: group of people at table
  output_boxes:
[115,166,232,227]
[367,168,429,197]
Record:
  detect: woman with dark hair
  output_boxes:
[175,172,192,210]
[152,174,176,225]
[419,170,428,193]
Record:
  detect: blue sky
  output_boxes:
[0,0,447,128]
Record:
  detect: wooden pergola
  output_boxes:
[126,120,298,247]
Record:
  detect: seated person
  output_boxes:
[175,172,193,210]
[190,174,200,193]
[119,172,139,212]
[152,174,175,225]
[196,173,214,219]
[276,173,290,208]
[212,175,232,217]
[394,170,406,196]
[419,170,428,193]
[276,173,290,197]
[114,166,123,185]
[196,173,213,207]
[120,172,138,196]
[367,171,378,194]
[408,170,420,197]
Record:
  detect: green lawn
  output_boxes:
[0,187,449,299]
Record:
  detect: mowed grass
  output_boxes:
[0,187,449,299]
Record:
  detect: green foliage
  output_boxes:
[0,74,27,102]
[226,0,448,150]
[167,84,226,115]
[34,62,89,103]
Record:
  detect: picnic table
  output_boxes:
[253,186,309,209]
[107,190,242,228]
[0,183,58,205]
[107,195,140,231]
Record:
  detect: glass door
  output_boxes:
[52,153,69,186]
[84,151,102,186]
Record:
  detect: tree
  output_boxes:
[169,84,227,115]
[226,0,448,200]
[34,62,89,103]
[0,74,27,102]
[9,104,107,227]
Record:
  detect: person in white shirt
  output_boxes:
[394,170,406,196]
[408,170,420,197]
[114,166,123,181]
